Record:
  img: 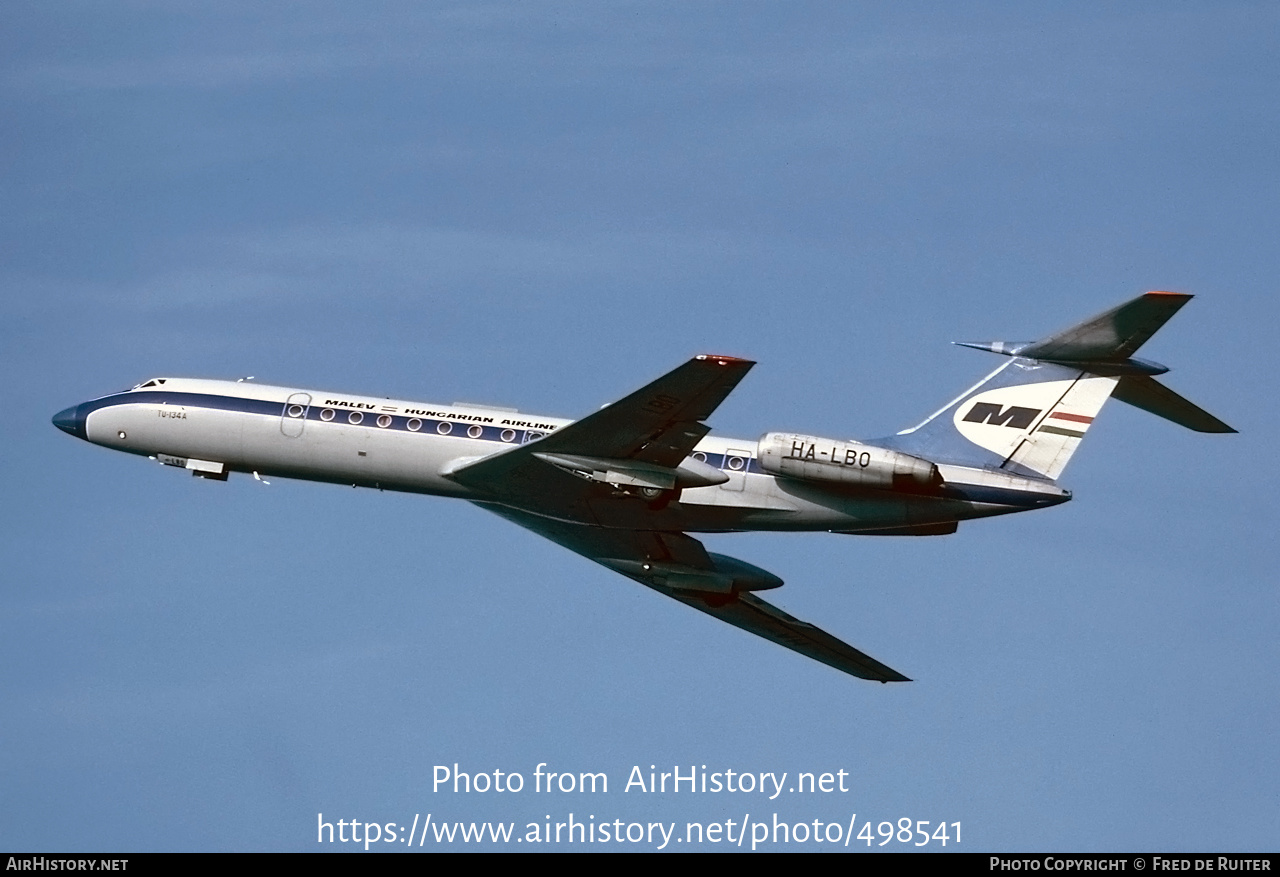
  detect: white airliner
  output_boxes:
[53,292,1233,681]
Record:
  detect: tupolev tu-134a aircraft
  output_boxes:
[53,292,1234,682]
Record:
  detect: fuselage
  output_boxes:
[53,377,1069,533]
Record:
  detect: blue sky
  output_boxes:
[2,2,1276,851]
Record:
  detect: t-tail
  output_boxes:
[883,292,1235,482]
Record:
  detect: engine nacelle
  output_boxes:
[603,553,783,594]
[757,432,941,491]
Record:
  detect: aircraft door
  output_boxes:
[720,448,752,491]
[280,393,312,437]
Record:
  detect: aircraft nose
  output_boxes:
[52,404,86,440]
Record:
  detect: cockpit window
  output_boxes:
[131,378,168,390]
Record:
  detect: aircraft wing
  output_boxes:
[476,502,911,683]
[548,354,757,463]
[446,354,754,509]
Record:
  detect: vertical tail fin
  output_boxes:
[882,292,1233,480]
[886,360,1119,480]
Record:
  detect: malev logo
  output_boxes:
[961,403,1041,429]
[952,379,1079,458]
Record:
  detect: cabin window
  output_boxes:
[377,414,392,428]
[467,425,483,438]
[348,412,363,425]
[320,409,335,421]
[437,421,453,435]
[407,418,422,432]
[500,429,516,442]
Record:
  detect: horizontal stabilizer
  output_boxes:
[1112,375,1237,433]
[955,292,1195,374]
[1017,291,1192,362]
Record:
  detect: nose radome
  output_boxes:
[52,405,86,440]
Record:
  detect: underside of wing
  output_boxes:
[684,591,910,683]
[477,503,910,683]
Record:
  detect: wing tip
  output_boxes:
[871,667,912,683]
[695,354,754,366]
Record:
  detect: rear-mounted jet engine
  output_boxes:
[757,432,942,491]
